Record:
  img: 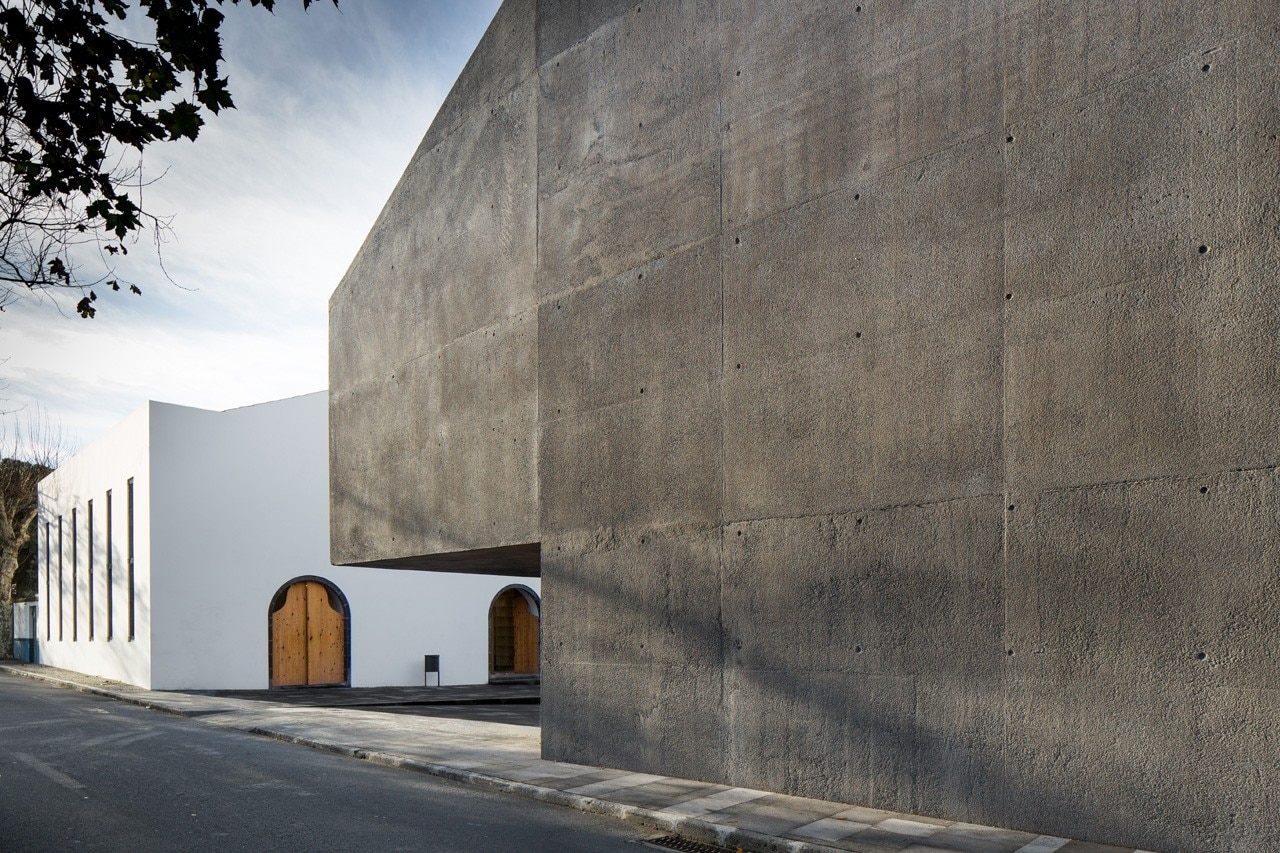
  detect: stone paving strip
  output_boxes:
[0,664,1156,853]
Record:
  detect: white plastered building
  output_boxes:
[35,392,539,690]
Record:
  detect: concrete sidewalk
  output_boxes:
[0,663,1150,853]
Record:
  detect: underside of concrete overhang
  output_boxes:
[334,542,540,577]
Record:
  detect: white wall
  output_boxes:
[36,392,540,691]
[36,403,153,687]
[146,392,538,689]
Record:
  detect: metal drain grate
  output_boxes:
[642,835,738,853]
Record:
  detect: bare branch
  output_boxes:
[0,0,336,317]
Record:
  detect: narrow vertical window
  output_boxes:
[87,500,94,640]
[57,516,63,641]
[71,507,78,642]
[105,490,113,640]
[44,521,51,641]
[127,478,135,642]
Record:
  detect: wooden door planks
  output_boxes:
[307,582,346,686]
[270,583,309,687]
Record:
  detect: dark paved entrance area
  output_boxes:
[184,683,541,727]
[373,702,539,726]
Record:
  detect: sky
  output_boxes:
[0,0,502,452]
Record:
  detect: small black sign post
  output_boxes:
[424,654,441,687]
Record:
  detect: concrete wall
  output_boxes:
[329,3,1280,850]
[40,394,537,690]
[329,0,540,574]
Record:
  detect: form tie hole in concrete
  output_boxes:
[640,538,646,544]
[640,387,645,394]
[1007,649,1015,656]
[1005,293,1013,300]
[1006,135,1014,143]
[1008,504,1016,512]
[1198,244,1210,254]
[854,193,861,200]
[736,69,741,76]
[1202,63,1211,73]
[855,645,863,654]
[855,4,862,12]
[855,517,863,525]
[735,363,742,369]
[735,236,741,245]
[736,530,742,536]
[639,122,643,128]
[1200,486,1209,494]
[855,331,862,339]
[1195,651,1207,661]
[638,272,644,280]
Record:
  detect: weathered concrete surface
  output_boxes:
[330,2,1280,850]
[536,0,722,298]
[328,0,540,571]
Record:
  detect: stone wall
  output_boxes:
[330,2,1280,849]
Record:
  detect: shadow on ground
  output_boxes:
[184,683,541,727]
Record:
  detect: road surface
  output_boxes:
[0,672,650,852]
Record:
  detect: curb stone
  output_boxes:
[0,663,191,717]
[246,727,845,853]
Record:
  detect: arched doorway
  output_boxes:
[268,577,350,688]
[489,586,539,681]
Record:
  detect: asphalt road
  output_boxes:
[0,673,649,852]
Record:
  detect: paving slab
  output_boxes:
[0,663,1155,853]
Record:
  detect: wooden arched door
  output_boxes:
[489,587,539,677]
[269,579,349,687]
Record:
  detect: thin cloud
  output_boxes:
[1,0,501,450]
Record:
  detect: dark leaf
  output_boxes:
[0,0,338,315]
[47,257,69,283]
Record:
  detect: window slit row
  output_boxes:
[45,481,131,645]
